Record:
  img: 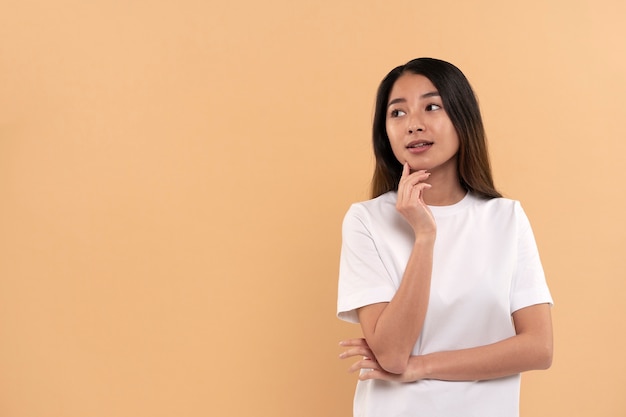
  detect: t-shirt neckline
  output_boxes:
[427,191,473,216]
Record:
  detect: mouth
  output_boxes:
[406,140,434,149]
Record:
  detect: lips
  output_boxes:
[407,140,434,149]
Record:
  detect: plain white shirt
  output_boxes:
[337,192,553,417]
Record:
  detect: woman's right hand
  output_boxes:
[396,163,436,237]
[340,338,426,383]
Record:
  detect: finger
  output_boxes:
[417,183,432,204]
[400,167,428,184]
[358,369,395,382]
[339,338,368,347]
[398,172,430,203]
[399,170,426,206]
[402,162,409,179]
[405,182,432,208]
[348,358,380,373]
[397,164,411,202]
[404,170,431,186]
[339,346,374,359]
[412,182,433,198]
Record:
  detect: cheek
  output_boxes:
[444,123,460,150]
[386,121,403,143]
[386,126,404,154]
[453,130,461,151]
[385,121,394,139]
[451,132,460,151]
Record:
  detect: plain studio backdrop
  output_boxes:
[1,0,624,416]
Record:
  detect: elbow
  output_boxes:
[535,342,553,370]
[541,348,553,370]
[375,353,410,375]
[380,361,409,375]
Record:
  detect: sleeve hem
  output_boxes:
[510,288,554,314]
[337,287,395,323]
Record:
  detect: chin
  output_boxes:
[407,163,429,173]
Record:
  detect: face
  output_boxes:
[386,73,460,175]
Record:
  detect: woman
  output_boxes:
[337,58,553,417]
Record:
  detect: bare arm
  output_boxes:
[356,164,436,374]
[417,303,553,380]
[342,303,553,382]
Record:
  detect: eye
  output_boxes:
[426,104,442,111]
[389,109,406,118]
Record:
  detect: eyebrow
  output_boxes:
[387,91,441,108]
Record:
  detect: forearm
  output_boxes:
[415,331,553,381]
[346,330,553,384]
[359,236,434,373]
[404,304,554,382]
[344,296,552,384]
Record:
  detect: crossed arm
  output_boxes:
[340,302,553,383]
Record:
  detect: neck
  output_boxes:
[420,170,466,206]
[422,186,466,206]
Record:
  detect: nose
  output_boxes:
[407,116,424,134]
[407,124,424,134]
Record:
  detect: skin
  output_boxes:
[340,304,552,382]
[386,73,465,207]
[339,73,553,381]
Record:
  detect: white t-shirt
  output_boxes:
[337,191,553,417]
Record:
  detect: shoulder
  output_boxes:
[468,194,523,216]
[469,195,538,241]
[342,191,402,236]
[470,193,518,208]
[344,191,397,221]
[459,194,531,232]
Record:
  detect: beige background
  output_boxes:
[1,0,624,416]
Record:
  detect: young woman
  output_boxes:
[337,58,553,417]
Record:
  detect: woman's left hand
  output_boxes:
[339,338,424,383]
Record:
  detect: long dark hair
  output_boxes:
[371,57,501,200]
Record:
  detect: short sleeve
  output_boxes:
[510,202,553,313]
[337,205,397,323]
